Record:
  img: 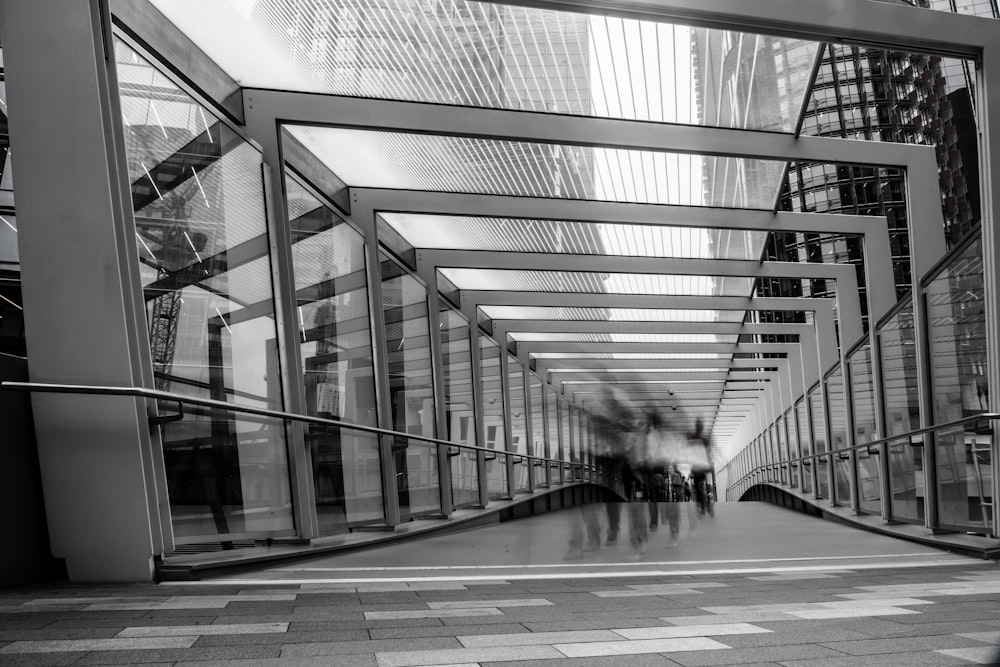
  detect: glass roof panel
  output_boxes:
[150,1,819,132]
[479,306,746,322]
[508,332,738,344]
[380,213,767,260]
[533,353,729,360]
[286,126,785,209]
[440,268,753,296]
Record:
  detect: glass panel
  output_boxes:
[479,306,747,322]
[827,368,850,503]
[510,332,738,344]
[888,436,924,523]
[786,410,800,488]
[286,174,382,532]
[440,268,753,296]
[926,236,988,424]
[776,417,787,484]
[153,1,818,132]
[809,388,829,498]
[935,419,994,533]
[440,307,478,507]
[507,356,526,454]
[879,301,920,436]
[849,343,877,445]
[480,333,507,498]
[287,126,787,210]
[117,40,293,542]
[857,443,882,515]
[529,374,545,472]
[381,253,438,517]
[560,397,573,463]
[546,385,561,480]
[381,214,768,261]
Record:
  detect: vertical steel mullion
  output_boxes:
[499,349,516,499]
[460,295,490,508]
[416,256,452,517]
[522,366,535,492]
[979,45,1000,539]
[241,100,318,538]
[350,194,400,526]
[874,332,893,522]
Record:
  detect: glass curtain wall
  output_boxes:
[480,333,508,498]
[849,343,881,514]
[380,252,439,518]
[926,235,991,531]
[827,367,851,503]
[507,354,529,491]
[285,174,381,532]
[809,386,829,498]
[118,39,294,542]
[546,385,561,482]
[529,374,546,484]
[879,300,923,523]
[440,306,479,507]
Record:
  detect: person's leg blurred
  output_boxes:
[606,501,621,545]
[582,503,601,550]
[665,500,680,547]
[627,501,647,560]
[563,507,585,560]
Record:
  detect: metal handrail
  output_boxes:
[733,411,1000,489]
[0,380,558,463]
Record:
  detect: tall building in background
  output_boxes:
[756,0,991,333]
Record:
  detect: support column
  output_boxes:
[348,193,400,526]
[0,0,161,581]
[976,48,1000,539]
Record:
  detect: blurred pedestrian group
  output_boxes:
[565,386,716,562]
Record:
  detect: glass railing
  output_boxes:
[1,381,619,547]
[731,413,998,537]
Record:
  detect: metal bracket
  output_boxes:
[148,400,184,426]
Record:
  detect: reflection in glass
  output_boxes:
[786,410,800,488]
[440,307,478,507]
[857,443,882,515]
[381,253,439,517]
[935,420,993,533]
[156,0,818,132]
[507,355,529,491]
[776,417,787,484]
[546,386,561,482]
[926,236,987,424]
[287,126,787,210]
[286,173,381,532]
[849,343,877,445]
[888,436,924,523]
[827,368,850,503]
[480,333,507,498]
[117,39,293,542]
[529,374,546,485]
[879,301,920,436]
[810,388,829,498]
[381,214,768,261]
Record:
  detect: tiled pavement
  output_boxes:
[2,504,1000,665]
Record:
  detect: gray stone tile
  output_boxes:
[280,636,459,657]
[0,654,88,667]
[0,628,123,641]
[780,650,978,666]
[73,644,284,664]
[487,656,684,667]
[458,629,621,647]
[173,658,378,667]
[937,647,1000,664]
[365,608,503,620]
[375,644,562,666]
[0,637,197,653]
[427,598,553,610]
[818,634,981,655]
[369,623,526,640]
[665,642,847,666]
[554,636,728,657]
[287,619,382,632]
[118,622,289,637]
[193,629,370,646]
[523,618,678,633]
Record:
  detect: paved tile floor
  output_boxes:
[2,503,999,665]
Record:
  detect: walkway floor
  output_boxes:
[2,502,1000,665]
